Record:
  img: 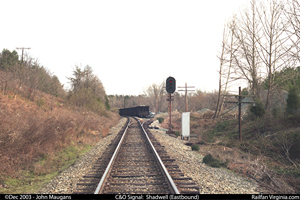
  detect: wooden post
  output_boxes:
[16,47,30,89]
[178,83,195,112]
[223,86,255,142]
[239,86,242,141]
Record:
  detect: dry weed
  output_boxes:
[201,144,296,193]
[0,89,119,182]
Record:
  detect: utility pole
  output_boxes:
[238,87,242,141]
[16,47,31,89]
[178,83,195,112]
[224,86,255,141]
[16,47,31,64]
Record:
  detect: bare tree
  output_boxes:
[231,0,262,99]
[285,0,300,63]
[214,25,227,119]
[214,18,239,119]
[256,0,294,111]
[144,82,165,113]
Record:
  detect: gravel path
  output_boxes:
[149,128,261,194]
[37,117,127,194]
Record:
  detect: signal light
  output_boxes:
[166,76,176,93]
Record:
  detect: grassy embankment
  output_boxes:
[156,111,300,193]
[0,88,119,193]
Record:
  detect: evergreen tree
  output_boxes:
[250,100,266,118]
[105,96,110,111]
[286,86,300,115]
[263,67,300,91]
[241,88,249,100]
[67,65,107,114]
[0,49,19,70]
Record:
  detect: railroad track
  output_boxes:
[74,117,199,194]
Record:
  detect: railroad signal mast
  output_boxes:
[166,77,176,134]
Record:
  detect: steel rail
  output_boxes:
[94,117,180,194]
[138,119,180,194]
[94,117,131,194]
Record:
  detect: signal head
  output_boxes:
[166,76,176,93]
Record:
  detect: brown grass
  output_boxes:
[0,87,119,182]
[155,111,297,193]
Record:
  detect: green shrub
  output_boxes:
[272,107,281,118]
[215,120,230,132]
[241,88,249,99]
[210,160,221,168]
[175,131,180,137]
[274,166,300,178]
[250,100,265,118]
[203,154,214,164]
[157,117,164,123]
[202,154,228,168]
[201,130,216,143]
[286,86,300,115]
[191,144,199,151]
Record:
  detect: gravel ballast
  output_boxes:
[149,128,261,194]
[37,117,261,194]
[37,117,127,194]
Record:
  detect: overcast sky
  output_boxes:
[1,0,249,96]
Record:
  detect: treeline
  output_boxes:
[108,82,230,114]
[0,49,109,115]
[215,0,300,118]
[1,48,223,115]
[0,49,64,99]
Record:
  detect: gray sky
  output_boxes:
[1,0,249,96]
